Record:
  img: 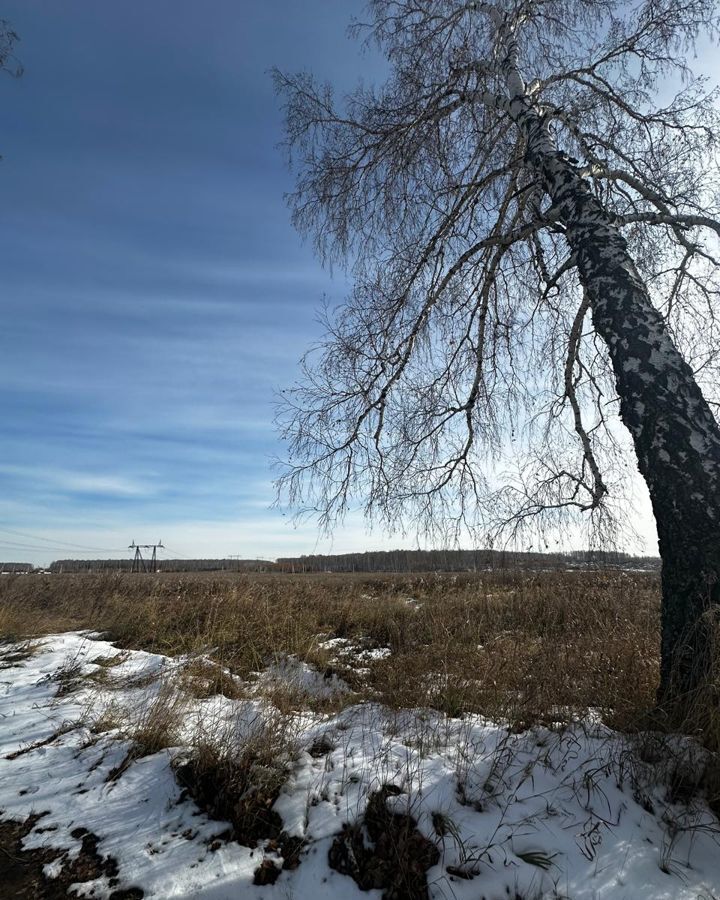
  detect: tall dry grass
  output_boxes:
[0,569,660,728]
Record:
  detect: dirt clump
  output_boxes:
[328,784,440,900]
[0,814,143,898]
[174,757,305,871]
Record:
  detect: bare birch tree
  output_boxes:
[275,0,720,700]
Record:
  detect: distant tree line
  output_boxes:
[0,562,34,574]
[47,558,273,574]
[5,550,658,576]
[274,549,659,574]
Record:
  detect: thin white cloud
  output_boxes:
[0,464,151,498]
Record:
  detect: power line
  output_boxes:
[50,548,129,555]
[0,539,124,553]
[0,527,126,554]
[0,540,60,553]
[158,545,191,559]
[0,539,128,555]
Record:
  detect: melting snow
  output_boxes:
[0,632,718,898]
[252,655,350,699]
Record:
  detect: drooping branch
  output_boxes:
[276,0,720,545]
[0,20,21,78]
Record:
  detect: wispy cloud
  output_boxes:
[0,465,151,498]
[0,0,661,564]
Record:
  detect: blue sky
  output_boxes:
[0,2,679,565]
[0,0,386,564]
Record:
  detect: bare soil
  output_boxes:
[0,814,143,899]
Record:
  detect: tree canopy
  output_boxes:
[275,0,720,552]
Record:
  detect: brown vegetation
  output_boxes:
[1,570,719,892]
[0,569,660,732]
[329,784,440,899]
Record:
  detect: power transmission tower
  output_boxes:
[129,540,164,573]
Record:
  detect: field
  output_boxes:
[0,570,719,898]
[0,569,661,728]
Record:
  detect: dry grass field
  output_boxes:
[3,569,720,898]
[0,569,661,731]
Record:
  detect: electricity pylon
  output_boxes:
[129,540,164,573]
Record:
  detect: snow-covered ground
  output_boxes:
[0,632,719,899]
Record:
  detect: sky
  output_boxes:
[0,1,381,565]
[0,1,687,566]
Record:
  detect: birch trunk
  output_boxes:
[520,111,720,698]
[278,1,720,704]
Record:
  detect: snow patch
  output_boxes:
[252,655,350,699]
[0,632,718,899]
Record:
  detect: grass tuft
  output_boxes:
[174,707,297,849]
